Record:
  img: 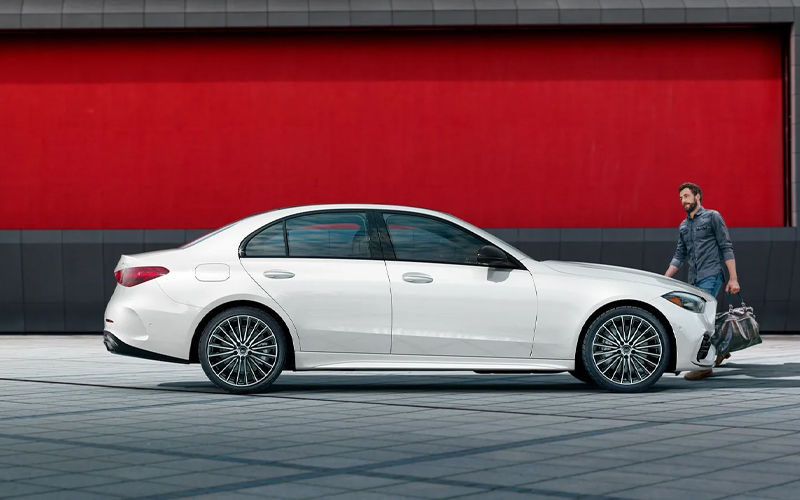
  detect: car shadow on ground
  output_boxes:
[157,362,800,394]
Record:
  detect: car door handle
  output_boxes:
[402,272,433,284]
[263,270,295,279]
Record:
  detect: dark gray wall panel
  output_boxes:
[730,241,770,302]
[560,229,602,263]
[765,230,796,301]
[560,241,603,263]
[0,231,23,304]
[642,241,685,278]
[24,303,64,332]
[601,228,644,269]
[786,301,800,330]
[65,302,103,332]
[0,304,24,332]
[63,243,104,303]
[144,230,186,252]
[789,234,800,301]
[730,228,773,303]
[21,231,63,304]
[0,231,23,331]
[759,301,789,331]
[516,242,560,261]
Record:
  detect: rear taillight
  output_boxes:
[114,266,170,287]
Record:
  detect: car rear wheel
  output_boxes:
[582,306,670,392]
[199,306,286,394]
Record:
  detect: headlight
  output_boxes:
[662,291,706,313]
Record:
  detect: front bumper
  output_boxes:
[103,331,188,364]
[692,332,716,368]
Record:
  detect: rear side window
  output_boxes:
[383,213,486,265]
[244,223,286,257]
[286,212,371,259]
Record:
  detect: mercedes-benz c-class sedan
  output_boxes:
[104,204,717,393]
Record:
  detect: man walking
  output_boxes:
[665,182,740,380]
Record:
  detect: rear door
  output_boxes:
[240,210,392,353]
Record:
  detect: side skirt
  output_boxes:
[294,352,573,371]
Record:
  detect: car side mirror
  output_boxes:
[477,245,514,268]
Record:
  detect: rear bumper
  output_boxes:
[103,331,188,364]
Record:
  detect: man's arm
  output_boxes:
[665,229,686,278]
[724,258,740,294]
[712,212,740,293]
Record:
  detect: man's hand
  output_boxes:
[725,278,740,294]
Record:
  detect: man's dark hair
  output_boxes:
[679,182,702,201]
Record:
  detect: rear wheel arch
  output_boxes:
[190,300,296,371]
[573,300,677,374]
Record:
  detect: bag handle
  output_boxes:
[724,292,747,309]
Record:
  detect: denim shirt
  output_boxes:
[670,207,735,285]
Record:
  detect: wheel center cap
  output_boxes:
[237,345,248,357]
[621,345,632,356]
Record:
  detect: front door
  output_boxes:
[379,212,537,358]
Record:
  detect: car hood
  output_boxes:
[539,260,709,297]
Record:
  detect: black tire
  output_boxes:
[199,306,286,394]
[568,363,594,385]
[581,306,670,393]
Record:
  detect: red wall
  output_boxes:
[0,29,785,229]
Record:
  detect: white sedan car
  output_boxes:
[104,204,717,393]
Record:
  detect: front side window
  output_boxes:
[286,212,371,259]
[382,213,486,265]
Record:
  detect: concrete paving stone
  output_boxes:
[372,463,475,479]
[320,492,420,500]
[80,479,190,498]
[298,473,405,490]
[183,493,259,500]
[0,466,59,481]
[747,481,800,500]
[94,464,188,481]
[704,468,796,487]
[237,482,348,498]
[285,455,374,469]
[153,470,258,489]
[0,453,66,466]
[660,477,763,495]
[529,477,632,495]
[368,480,487,498]
[0,482,56,497]
[15,491,122,500]
[21,471,120,489]
[612,485,726,500]
[215,464,308,480]
[442,469,543,487]
[338,449,418,462]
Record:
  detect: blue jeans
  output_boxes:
[694,272,724,298]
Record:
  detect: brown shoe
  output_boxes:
[684,369,713,381]
[714,353,731,367]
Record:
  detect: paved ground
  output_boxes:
[0,335,799,500]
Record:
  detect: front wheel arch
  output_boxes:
[573,300,676,375]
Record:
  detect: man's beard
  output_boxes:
[684,201,697,213]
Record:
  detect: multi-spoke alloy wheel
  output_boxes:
[581,306,670,392]
[199,307,286,394]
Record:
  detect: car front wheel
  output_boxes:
[199,307,286,394]
[582,306,670,392]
